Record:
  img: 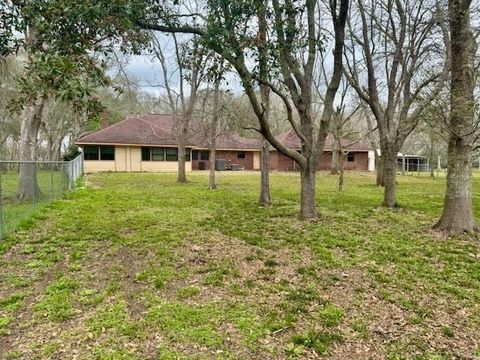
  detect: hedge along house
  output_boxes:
[76,113,372,173]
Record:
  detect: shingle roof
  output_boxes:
[76,114,184,146]
[275,129,370,152]
[214,133,260,150]
[77,113,370,152]
[76,114,260,150]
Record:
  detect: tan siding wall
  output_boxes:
[140,160,192,172]
[83,160,116,173]
[83,145,192,173]
[115,147,128,172]
[129,147,142,171]
[253,152,260,170]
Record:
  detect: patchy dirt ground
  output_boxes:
[1,172,479,359]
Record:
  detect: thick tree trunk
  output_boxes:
[259,136,271,206]
[434,0,477,233]
[434,141,475,232]
[300,163,317,219]
[17,101,44,201]
[382,148,397,208]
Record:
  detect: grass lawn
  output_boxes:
[1,170,69,237]
[0,171,479,359]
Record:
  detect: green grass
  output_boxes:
[1,170,69,238]
[0,171,480,359]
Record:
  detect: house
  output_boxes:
[270,129,371,171]
[76,113,372,173]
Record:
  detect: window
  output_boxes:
[100,146,115,160]
[141,147,151,161]
[142,147,184,162]
[347,153,355,162]
[84,146,114,160]
[84,146,99,160]
[200,150,209,161]
[152,147,165,161]
[166,147,178,161]
[192,150,199,160]
[237,152,246,159]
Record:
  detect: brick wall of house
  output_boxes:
[192,150,255,170]
[269,151,297,171]
[192,149,369,171]
[271,151,369,171]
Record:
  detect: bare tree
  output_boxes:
[344,0,449,207]
[199,63,228,190]
[330,82,361,190]
[257,0,272,207]
[207,74,221,190]
[139,0,349,219]
[434,0,478,233]
[360,104,383,185]
[151,33,205,183]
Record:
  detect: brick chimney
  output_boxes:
[101,110,110,129]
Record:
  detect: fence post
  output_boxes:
[51,163,54,200]
[70,161,74,190]
[61,163,65,192]
[32,163,36,213]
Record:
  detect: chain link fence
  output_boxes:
[0,155,83,239]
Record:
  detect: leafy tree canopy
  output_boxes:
[1,0,149,116]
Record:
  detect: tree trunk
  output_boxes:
[177,143,187,183]
[338,152,344,191]
[208,67,222,190]
[429,144,435,179]
[434,0,477,233]
[376,153,385,187]
[17,101,44,201]
[259,136,271,206]
[331,148,339,175]
[434,141,475,232]
[47,137,54,161]
[300,163,317,219]
[382,148,397,208]
[208,144,216,190]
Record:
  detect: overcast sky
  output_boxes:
[114,45,243,98]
